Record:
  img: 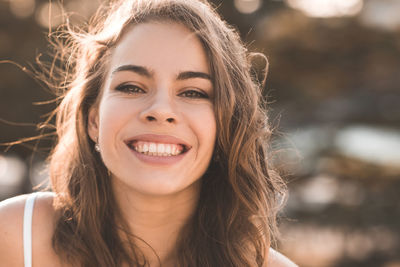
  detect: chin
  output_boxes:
[113,174,202,197]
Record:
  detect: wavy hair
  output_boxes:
[46,0,287,266]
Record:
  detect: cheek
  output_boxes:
[192,106,217,150]
[98,99,131,142]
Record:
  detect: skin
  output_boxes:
[87,21,217,265]
[0,22,297,267]
[89,22,217,197]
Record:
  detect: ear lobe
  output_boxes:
[87,106,99,142]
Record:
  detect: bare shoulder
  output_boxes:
[0,194,31,266]
[268,248,298,267]
[0,192,58,267]
[30,192,63,266]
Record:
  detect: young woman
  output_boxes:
[0,0,296,266]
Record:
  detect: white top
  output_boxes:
[23,193,39,267]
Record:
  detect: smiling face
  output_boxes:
[87,21,216,197]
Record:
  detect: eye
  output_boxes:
[115,83,145,95]
[179,89,209,99]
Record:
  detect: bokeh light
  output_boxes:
[0,155,26,198]
[280,224,399,267]
[9,0,35,19]
[35,2,64,29]
[335,126,400,167]
[234,0,262,14]
[359,0,400,31]
[286,0,363,18]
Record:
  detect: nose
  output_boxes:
[139,91,178,124]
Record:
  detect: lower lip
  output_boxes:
[128,146,188,165]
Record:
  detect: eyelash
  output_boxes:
[179,89,209,99]
[115,84,145,94]
[115,84,209,99]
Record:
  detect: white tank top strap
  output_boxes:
[23,192,39,267]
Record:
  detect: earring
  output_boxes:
[95,137,100,152]
[212,147,221,162]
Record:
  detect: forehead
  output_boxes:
[108,21,210,75]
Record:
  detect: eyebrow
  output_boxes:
[111,64,212,82]
[177,71,212,82]
[112,65,153,78]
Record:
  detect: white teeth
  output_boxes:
[149,143,157,153]
[137,144,143,153]
[157,143,165,154]
[131,141,184,156]
[165,145,171,154]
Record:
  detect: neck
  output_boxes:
[112,179,201,266]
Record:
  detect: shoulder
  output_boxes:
[267,248,298,267]
[0,194,32,266]
[0,192,58,266]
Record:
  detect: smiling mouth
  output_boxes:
[127,140,189,157]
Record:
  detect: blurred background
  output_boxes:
[1,0,399,266]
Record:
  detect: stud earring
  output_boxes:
[212,147,221,162]
[95,137,100,152]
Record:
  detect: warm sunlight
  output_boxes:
[286,0,363,18]
[234,0,262,14]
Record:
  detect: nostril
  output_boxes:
[146,116,156,121]
[144,115,175,123]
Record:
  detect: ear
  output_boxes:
[87,106,99,142]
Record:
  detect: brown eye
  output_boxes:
[115,84,145,94]
[179,90,208,99]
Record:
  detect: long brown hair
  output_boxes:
[47,0,287,266]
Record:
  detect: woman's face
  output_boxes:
[88,21,216,197]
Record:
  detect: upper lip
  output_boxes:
[124,134,192,149]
